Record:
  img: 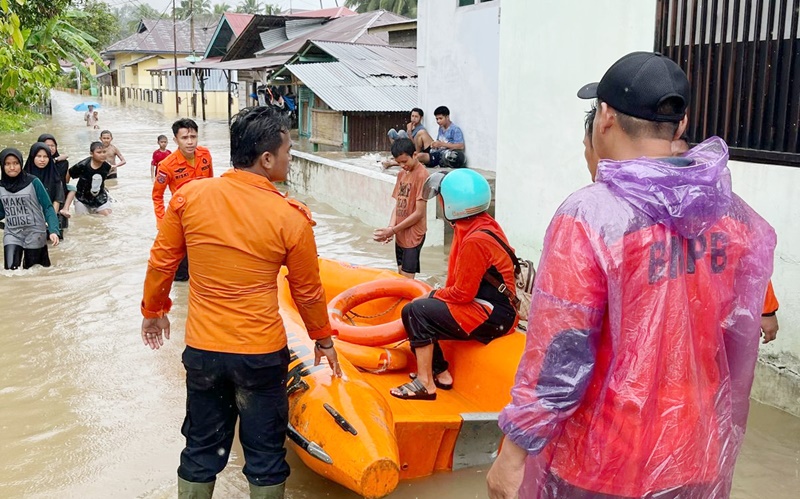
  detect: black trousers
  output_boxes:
[178,346,291,486]
[175,255,189,281]
[4,244,51,270]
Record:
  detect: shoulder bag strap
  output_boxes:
[476,229,520,306]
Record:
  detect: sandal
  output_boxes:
[408,372,453,390]
[390,379,437,401]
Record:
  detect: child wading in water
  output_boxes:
[0,148,61,270]
[100,130,126,179]
[151,134,171,181]
[60,141,113,217]
[38,133,72,235]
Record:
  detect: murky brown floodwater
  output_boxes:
[0,91,798,498]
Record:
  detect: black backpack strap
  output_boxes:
[479,229,521,274]
[477,229,520,306]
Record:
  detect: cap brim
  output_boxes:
[577,82,599,99]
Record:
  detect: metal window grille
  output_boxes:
[656,0,800,166]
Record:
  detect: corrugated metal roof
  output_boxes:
[192,54,290,71]
[290,7,357,19]
[224,13,254,37]
[311,40,416,77]
[105,18,217,55]
[287,62,417,112]
[260,29,289,52]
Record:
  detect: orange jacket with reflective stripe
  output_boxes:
[152,146,213,224]
[141,169,333,354]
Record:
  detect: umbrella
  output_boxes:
[73,101,101,111]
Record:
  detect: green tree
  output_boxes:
[173,0,192,19]
[345,0,416,17]
[26,8,107,84]
[213,3,232,15]
[236,0,260,15]
[15,0,71,28]
[78,0,118,51]
[114,3,166,40]
[264,3,280,15]
[0,0,60,110]
[195,0,213,15]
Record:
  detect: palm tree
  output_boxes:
[213,3,233,15]
[195,0,213,15]
[236,0,261,14]
[345,0,417,17]
[264,3,281,15]
[173,0,192,19]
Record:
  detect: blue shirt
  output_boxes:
[410,124,425,139]
[436,123,464,148]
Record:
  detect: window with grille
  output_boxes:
[656,0,800,166]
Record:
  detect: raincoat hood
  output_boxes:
[595,136,731,238]
[0,147,35,193]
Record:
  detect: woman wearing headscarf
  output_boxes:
[0,148,60,270]
[25,142,66,214]
[37,134,71,232]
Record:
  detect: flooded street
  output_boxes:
[1,91,799,498]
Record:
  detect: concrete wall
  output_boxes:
[494,0,800,414]
[494,0,657,260]
[728,159,800,415]
[417,0,500,171]
[288,151,444,246]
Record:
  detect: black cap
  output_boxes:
[577,52,690,123]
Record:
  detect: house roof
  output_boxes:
[204,13,255,58]
[309,40,416,78]
[122,54,159,67]
[286,61,417,112]
[105,18,218,56]
[223,10,408,62]
[191,54,291,71]
[290,7,357,19]
[224,12,254,37]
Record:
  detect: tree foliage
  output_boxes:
[264,3,280,15]
[214,3,233,15]
[236,0,261,15]
[345,0,417,17]
[78,0,118,50]
[0,0,60,110]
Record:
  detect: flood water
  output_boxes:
[0,92,798,498]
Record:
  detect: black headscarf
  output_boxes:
[24,142,63,203]
[37,133,69,182]
[0,148,35,193]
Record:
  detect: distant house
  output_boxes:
[195,10,409,114]
[99,17,218,116]
[272,40,417,152]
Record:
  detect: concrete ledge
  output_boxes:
[289,150,445,246]
[751,354,800,418]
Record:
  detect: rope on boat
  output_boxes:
[343,298,404,325]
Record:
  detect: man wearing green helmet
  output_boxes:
[390,169,519,400]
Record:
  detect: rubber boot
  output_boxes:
[249,481,286,499]
[178,477,215,499]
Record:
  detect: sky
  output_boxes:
[135,0,346,15]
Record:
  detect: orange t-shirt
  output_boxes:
[391,163,429,248]
[141,169,332,354]
[152,145,213,225]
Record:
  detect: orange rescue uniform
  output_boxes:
[763,280,779,315]
[152,145,213,226]
[141,169,333,354]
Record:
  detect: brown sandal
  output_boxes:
[390,379,437,401]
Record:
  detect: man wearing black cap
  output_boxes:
[487,52,776,499]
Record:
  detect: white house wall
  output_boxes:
[495,0,656,259]
[495,0,800,414]
[417,0,500,172]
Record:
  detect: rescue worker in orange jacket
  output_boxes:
[488,53,775,499]
[152,118,213,281]
[140,107,341,499]
[389,169,518,401]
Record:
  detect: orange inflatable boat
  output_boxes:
[278,259,525,498]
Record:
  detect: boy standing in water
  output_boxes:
[152,118,213,281]
[373,138,429,279]
[60,142,113,216]
[151,135,171,181]
[100,130,126,179]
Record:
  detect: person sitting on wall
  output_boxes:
[417,106,467,168]
[383,108,435,169]
[390,169,518,401]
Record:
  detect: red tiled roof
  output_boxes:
[224,12,254,37]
